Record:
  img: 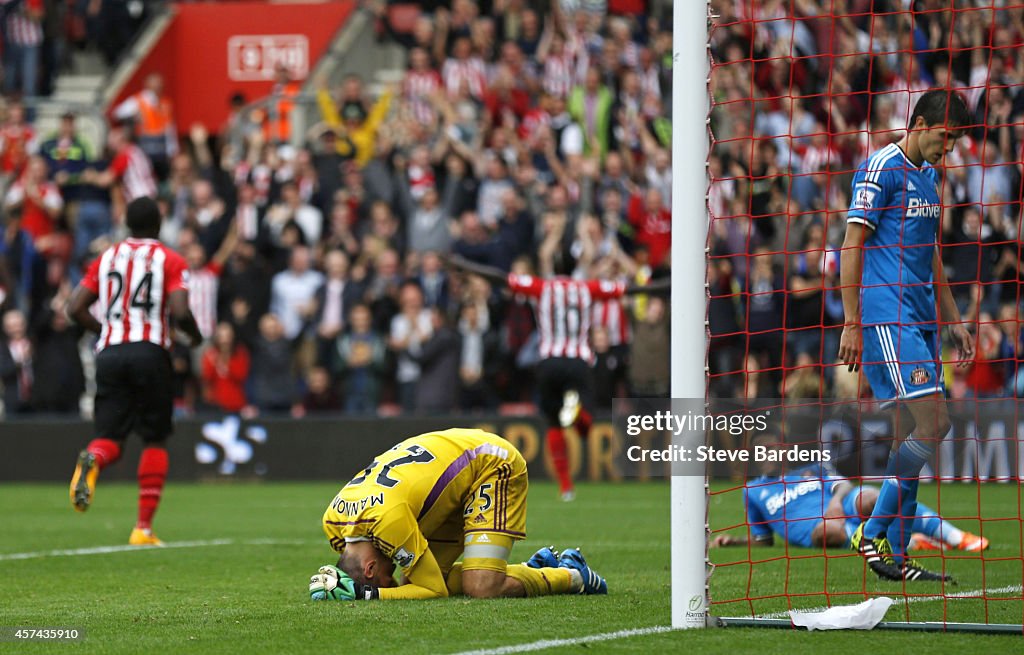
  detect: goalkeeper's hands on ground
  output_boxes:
[309,565,379,601]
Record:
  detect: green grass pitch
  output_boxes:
[1,480,1021,653]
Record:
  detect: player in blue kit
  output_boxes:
[838,90,975,581]
[712,470,988,552]
[711,437,988,552]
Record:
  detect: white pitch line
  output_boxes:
[450,586,1024,654]
[0,539,234,561]
[449,626,678,655]
[0,538,314,562]
[236,538,316,546]
[757,584,1024,620]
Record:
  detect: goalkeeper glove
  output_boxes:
[309,565,379,601]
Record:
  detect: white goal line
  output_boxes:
[757,584,1024,620]
[0,538,312,562]
[448,585,1024,655]
[449,626,678,655]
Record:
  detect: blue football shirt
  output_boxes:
[847,142,941,326]
[744,473,846,547]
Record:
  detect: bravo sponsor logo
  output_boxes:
[906,197,940,219]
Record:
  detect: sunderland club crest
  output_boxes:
[910,367,930,385]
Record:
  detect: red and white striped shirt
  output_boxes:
[441,57,487,99]
[564,31,589,82]
[82,238,189,352]
[110,144,157,201]
[799,142,838,175]
[188,262,222,339]
[235,203,260,241]
[4,0,43,47]
[592,298,631,347]
[507,274,626,365]
[543,52,576,99]
[639,64,661,100]
[882,76,930,128]
[404,69,442,125]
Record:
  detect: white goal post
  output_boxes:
[674,1,1024,635]
[670,0,712,630]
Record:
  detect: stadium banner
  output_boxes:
[108,1,356,132]
[0,416,611,483]
[612,398,1022,482]
[1,401,1020,482]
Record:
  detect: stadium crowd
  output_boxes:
[0,0,150,99]
[0,0,674,417]
[707,0,1024,401]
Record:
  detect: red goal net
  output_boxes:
[705,0,1024,630]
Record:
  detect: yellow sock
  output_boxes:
[445,563,464,596]
[505,565,580,597]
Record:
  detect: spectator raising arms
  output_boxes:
[24,3,1018,421]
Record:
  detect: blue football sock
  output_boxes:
[912,502,964,547]
[862,452,899,540]
[886,478,918,565]
[912,503,942,537]
[884,438,932,565]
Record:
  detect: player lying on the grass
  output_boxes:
[710,436,988,552]
[309,427,608,600]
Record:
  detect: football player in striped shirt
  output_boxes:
[448,254,668,501]
[838,90,974,581]
[66,197,203,546]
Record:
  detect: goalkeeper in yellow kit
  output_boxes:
[309,428,608,600]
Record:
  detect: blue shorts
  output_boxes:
[777,491,860,548]
[781,518,817,549]
[840,488,941,544]
[861,324,945,402]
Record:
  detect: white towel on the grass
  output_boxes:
[789,597,894,630]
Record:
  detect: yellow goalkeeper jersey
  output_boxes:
[322,428,527,595]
